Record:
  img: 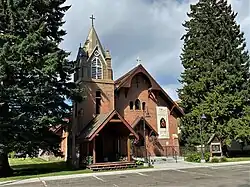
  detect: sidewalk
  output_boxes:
[1,160,250,186]
[153,160,250,169]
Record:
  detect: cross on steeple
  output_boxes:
[90,14,95,27]
[136,56,141,66]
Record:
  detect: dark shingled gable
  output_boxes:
[131,116,159,136]
[77,110,139,141]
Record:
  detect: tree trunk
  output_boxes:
[0,153,13,177]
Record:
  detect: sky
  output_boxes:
[61,0,250,101]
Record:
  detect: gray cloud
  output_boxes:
[61,0,250,101]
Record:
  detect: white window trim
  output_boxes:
[91,56,103,79]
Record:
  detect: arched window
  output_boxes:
[129,101,133,110]
[91,57,102,79]
[142,102,146,111]
[135,99,141,110]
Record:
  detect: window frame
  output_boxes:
[91,56,103,79]
[129,101,134,110]
[135,99,141,110]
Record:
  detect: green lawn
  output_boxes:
[0,158,92,182]
[0,158,149,182]
[226,157,250,162]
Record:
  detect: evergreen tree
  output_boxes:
[0,0,81,176]
[178,0,250,147]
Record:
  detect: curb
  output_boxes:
[1,160,250,186]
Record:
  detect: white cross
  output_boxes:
[136,56,141,66]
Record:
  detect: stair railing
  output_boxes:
[172,146,178,163]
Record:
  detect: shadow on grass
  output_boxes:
[10,161,82,177]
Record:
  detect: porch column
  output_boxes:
[127,137,131,162]
[93,137,96,164]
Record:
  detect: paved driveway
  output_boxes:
[3,164,250,187]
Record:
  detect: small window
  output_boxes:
[135,99,141,110]
[142,102,146,111]
[96,91,101,98]
[129,101,133,110]
[95,91,101,114]
[96,99,101,114]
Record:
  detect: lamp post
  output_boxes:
[143,107,150,167]
[200,114,206,163]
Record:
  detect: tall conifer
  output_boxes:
[0,0,81,176]
[178,0,250,146]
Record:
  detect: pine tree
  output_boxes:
[0,0,81,176]
[178,0,250,147]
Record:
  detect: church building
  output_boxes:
[71,16,184,167]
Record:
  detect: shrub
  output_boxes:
[185,152,210,163]
[204,152,210,162]
[220,157,227,162]
[185,152,201,163]
[8,151,15,159]
[136,160,144,165]
[211,157,220,163]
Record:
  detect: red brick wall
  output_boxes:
[76,79,114,131]
[115,73,180,156]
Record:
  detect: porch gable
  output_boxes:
[77,110,139,141]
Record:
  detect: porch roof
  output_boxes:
[77,110,139,141]
[131,116,159,136]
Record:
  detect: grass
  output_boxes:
[0,158,151,182]
[225,157,250,162]
[0,158,92,182]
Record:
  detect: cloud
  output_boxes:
[61,0,250,100]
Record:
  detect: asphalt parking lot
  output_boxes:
[3,164,250,187]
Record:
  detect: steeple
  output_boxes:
[74,15,113,82]
[83,15,105,57]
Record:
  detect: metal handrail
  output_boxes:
[172,146,178,163]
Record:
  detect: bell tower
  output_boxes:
[73,15,114,131]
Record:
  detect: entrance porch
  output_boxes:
[77,110,139,167]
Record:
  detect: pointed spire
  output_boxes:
[83,15,105,58]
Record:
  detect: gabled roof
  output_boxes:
[114,64,184,117]
[77,110,139,141]
[131,116,159,136]
[207,134,221,145]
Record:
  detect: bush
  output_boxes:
[211,157,220,163]
[220,157,227,162]
[136,160,144,166]
[8,151,15,159]
[204,152,210,162]
[185,153,201,163]
[185,152,210,163]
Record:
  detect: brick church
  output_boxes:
[69,17,184,167]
